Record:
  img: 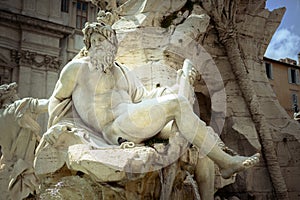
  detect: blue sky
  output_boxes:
[265,0,300,62]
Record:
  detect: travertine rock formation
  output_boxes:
[99,0,299,199]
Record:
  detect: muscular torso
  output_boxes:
[72,61,133,133]
[51,57,150,144]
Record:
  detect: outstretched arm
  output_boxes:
[36,99,49,114]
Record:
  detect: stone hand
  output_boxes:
[182,59,198,85]
[43,124,72,145]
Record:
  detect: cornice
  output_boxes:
[0,9,74,37]
[263,56,300,69]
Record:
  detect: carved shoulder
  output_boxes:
[59,59,83,83]
[53,59,85,101]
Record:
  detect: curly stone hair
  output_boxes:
[82,22,118,51]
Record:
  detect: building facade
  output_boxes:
[0,0,98,129]
[0,0,98,98]
[264,56,300,118]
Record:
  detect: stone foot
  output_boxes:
[220,153,260,179]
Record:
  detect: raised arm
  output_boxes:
[138,59,197,101]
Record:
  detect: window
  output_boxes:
[61,0,69,13]
[265,62,273,79]
[76,1,88,29]
[288,68,300,84]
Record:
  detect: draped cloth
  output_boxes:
[0,98,41,200]
[34,97,113,176]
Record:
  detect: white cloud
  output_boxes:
[265,28,300,62]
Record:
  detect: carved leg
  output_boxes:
[195,156,215,200]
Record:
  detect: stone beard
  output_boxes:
[89,40,117,73]
[88,39,117,92]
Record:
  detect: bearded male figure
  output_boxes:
[36,22,260,200]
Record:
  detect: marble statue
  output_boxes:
[0,82,48,200]
[34,21,260,197]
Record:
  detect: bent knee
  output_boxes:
[158,95,192,118]
[177,95,190,105]
[168,95,191,115]
[163,94,189,106]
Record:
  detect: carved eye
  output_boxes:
[91,39,96,45]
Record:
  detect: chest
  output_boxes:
[78,67,129,95]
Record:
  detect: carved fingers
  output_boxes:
[188,67,198,85]
[182,59,198,85]
[43,124,71,145]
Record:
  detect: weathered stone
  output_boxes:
[245,167,273,192]
[232,117,261,150]
[1,0,299,199]
[226,95,251,117]
[38,176,101,200]
[67,144,157,182]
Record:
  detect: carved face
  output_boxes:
[0,92,20,108]
[89,32,117,72]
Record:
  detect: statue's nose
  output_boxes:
[96,40,104,46]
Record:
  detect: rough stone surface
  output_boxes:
[37,0,299,199]
[1,0,299,199]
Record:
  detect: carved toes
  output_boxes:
[242,153,260,167]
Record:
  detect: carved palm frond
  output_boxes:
[201,0,239,41]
